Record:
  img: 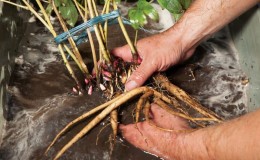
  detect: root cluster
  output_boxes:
[45,74,223,160]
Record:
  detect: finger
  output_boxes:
[119,123,158,150]
[119,122,175,159]
[181,48,196,62]
[125,60,156,91]
[150,104,189,130]
[110,45,133,62]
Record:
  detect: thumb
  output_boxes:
[125,60,156,91]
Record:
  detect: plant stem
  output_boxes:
[36,0,86,83]
[83,0,99,81]
[20,0,81,87]
[103,0,111,47]
[86,0,111,65]
[73,0,99,81]
[91,0,106,42]
[57,45,82,88]
[52,1,91,79]
[134,30,138,46]
[112,0,138,61]
[35,0,52,28]
[22,0,51,31]
[63,44,84,73]
[0,0,28,9]
[72,0,84,18]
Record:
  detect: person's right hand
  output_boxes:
[111,30,195,91]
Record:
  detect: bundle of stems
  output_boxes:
[2,0,137,96]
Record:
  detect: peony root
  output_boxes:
[47,75,223,160]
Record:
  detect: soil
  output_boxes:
[0,6,248,160]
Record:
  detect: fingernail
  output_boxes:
[125,80,138,91]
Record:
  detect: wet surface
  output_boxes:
[0,6,248,160]
[167,30,248,118]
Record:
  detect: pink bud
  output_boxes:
[84,78,90,85]
[72,87,78,93]
[103,76,111,81]
[102,70,112,78]
[113,59,119,68]
[99,84,106,91]
[92,72,96,78]
[79,91,83,95]
[88,85,93,95]
[137,56,142,64]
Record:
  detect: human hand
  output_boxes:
[111,31,195,91]
[119,104,191,160]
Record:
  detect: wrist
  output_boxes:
[174,130,214,160]
[167,15,211,54]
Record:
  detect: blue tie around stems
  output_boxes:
[54,10,151,46]
[54,10,120,44]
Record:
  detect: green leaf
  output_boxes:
[59,0,78,27]
[179,0,192,10]
[128,0,159,29]
[172,12,183,21]
[137,0,159,21]
[114,0,121,4]
[54,0,61,7]
[45,3,53,16]
[128,8,147,29]
[157,0,183,14]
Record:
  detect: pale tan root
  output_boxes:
[143,101,151,121]
[96,122,111,145]
[153,89,193,115]
[153,89,205,127]
[135,90,154,123]
[45,94,124,154]
[143,99,194,133]
[109,109,118,155]
[154,74,223,122]
[53,87,150,160]
[110,109,118,140]
[154,98,216,122]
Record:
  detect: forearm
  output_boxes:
[177,109,260,160]
[167,0,259,52]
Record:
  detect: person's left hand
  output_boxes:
[120,104,191,160]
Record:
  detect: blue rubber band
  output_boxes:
[71,17,152,45]
[55,9,152,46]
[55,10,120,44]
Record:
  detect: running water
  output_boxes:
[0,4,248,160]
